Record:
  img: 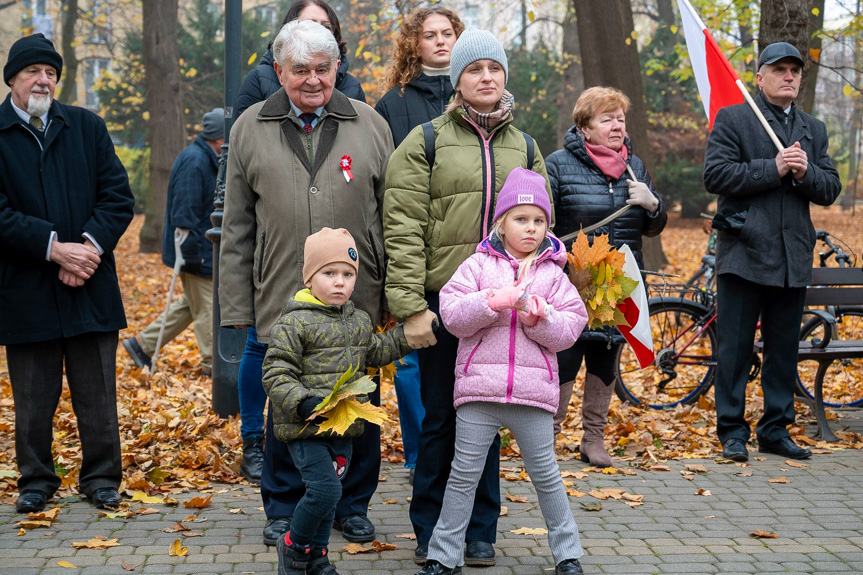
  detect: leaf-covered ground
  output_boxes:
[1,205,861,502]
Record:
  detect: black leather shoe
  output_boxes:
[465,541,495,566]
[721,438,749,462]
[333,513,375,543]
[758,437,812,459]
[90,487,121,509]
[415,560,462,575]
[15,491,46,513]
[241,436,264,484]
[556,558,584,574]
[264,517,292,546]
[413,543,428,565]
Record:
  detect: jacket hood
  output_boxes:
[477,232,568,269]
[563,125,633,170]
[285,288,356,316]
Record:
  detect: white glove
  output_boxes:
[626,179,659,213]
[404,309,438,349]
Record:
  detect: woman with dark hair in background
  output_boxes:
[232,0,377,550]
[374,5,463,486]
[234,0,365,119]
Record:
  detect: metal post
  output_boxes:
[206,0,244,418]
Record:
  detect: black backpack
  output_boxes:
[420,121,534,169]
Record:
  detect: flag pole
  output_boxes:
[735,79,785,154]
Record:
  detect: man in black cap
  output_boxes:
[0,34,135,512]
[704,42,842,462]
[123,108,224,377]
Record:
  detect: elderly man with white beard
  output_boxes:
[0,33,135,514]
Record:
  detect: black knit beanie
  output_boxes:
[3,33,63,86]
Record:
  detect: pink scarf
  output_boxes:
[584,136,629,181]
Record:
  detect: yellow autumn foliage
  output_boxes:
[567,231,637,329]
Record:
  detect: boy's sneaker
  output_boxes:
[555,558,584,574]
[277,531,310,575]
[307,547,339,575]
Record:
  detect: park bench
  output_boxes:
[754,267,863,443]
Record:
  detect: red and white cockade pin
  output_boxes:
[339,155,354,183]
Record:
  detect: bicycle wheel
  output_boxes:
[797,306,863,407]
[615,297,718,409]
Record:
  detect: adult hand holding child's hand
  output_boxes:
[404,309,438,349]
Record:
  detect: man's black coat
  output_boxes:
[0,95,134,345]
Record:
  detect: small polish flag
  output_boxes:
[676,0,745,128]
[615,245,654,369]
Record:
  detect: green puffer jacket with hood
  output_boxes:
[383,107,552,322]
[262,289,412,441]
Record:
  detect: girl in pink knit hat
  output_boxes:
[416,168,589,575]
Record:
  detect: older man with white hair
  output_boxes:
[219,19,394,571]
[0,33,134,514]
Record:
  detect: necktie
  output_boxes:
[298,113,316,135]
[29,115,44,132]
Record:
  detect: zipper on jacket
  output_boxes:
[340,309,355,370]
[438,76,446,115]
[462,115,496,238]
[541,350,553,381]
[257,231,266,283]
[464,338,483,373]
[506,265,519,401]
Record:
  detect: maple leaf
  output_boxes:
[182,495,212,508]
[506,493,528,503]
[169,538,188,556]
[510,527,548,536]
[315,397,391,436]
[750,530,779,539]
[310,365,374,416]
[71,537,121,549]
[16,519,53,529]
[128,491,163,504]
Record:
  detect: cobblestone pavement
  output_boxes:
[2,411,862,575]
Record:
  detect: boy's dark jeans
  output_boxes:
[285,437,352,548]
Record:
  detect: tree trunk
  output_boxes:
[556,0,583,148]
[55,0,79,104]
[758,0,809,95]
[798,0,825,114]
[574,0,667,270]
[140,0,184,254]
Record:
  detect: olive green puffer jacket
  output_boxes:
[262,290,411,441]
[383,107,551,322]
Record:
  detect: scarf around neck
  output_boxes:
[583,133,629,181]
[463,90,514,132]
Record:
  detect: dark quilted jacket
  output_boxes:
[262,291,411,441]
[235,48,366,118]
[546,126,667,343]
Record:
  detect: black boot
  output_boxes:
[307,547,339,575]
[277,531,310,575]
[556,558,584,574]
[241,436,264,483]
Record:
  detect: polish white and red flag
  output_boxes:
[676,0,745,128]
[616,245,654,369]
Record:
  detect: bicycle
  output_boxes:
[797,230,863,408]
[614,282,720,409]
[683,213,717,294]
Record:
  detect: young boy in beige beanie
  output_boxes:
[262,227,412,575]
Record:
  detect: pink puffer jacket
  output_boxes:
[440,234,588,413]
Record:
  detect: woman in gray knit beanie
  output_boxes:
[383,25,570,575]
[446,26,512,131]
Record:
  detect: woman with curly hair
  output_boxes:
[374,6,463,487]
[375,6,463,147]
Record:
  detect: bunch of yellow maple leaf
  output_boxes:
[306,364,392,435]
[566,231,638,329]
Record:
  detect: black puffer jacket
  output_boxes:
[546,126,667,343]
[235,48,366,118]
[374,73,453,147]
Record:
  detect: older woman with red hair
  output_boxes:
[546,86,666,468]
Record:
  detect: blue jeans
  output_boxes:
[238,327,268,439]
[393,350,424,468]
[286,437,352,549]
